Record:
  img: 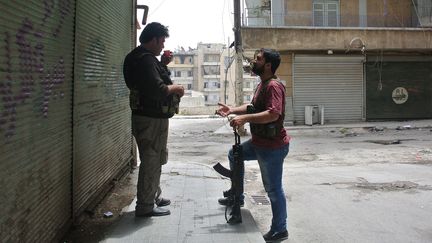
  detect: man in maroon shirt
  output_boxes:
[216,49,290,242]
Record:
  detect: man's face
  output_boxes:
[156,37,165,54]
[251,51,265,75]
[150,37,166,55]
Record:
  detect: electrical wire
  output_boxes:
[147,0,168,18]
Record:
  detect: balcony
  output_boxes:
[171,76,193,81]
[203,62,220,66]
[241,26,432,52]
[241,0,432,29]
[240,1,432,52]
[203,83,221,92]
[243,12,430,28]
[203,87,221,92]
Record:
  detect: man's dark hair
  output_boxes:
[139,22,169,44]
[260,48,281,74]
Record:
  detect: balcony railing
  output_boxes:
[242,9,432,28]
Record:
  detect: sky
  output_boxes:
[137,0,235,51]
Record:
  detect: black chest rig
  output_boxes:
[127,50,179,118]
[248,77,283,139]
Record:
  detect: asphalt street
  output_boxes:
[169,117,432,243]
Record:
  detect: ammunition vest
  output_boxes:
[249,77,284,139]
[124,49,179,118]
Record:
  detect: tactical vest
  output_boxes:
[249,77,284,139]
[125,50,179,118]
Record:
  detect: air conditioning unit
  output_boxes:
[305,105,324,125]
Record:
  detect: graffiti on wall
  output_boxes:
[0,0,72,139]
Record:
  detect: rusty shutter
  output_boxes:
[0,0,75,242]
[73,1,134,214]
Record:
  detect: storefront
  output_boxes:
[365,56,432,120]
[293,55,365,124]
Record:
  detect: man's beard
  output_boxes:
[251,64,264,75]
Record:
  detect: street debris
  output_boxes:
[103,211,113,218]
[368,126,385,132]
[365,139,401,145]
[396,125,413,130]
[319,179,432,192]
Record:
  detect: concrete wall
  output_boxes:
[178,105,219,115]
[285,0,312,26]
[276,52,293,96]
[283,0,414,27]
[180,96,205,107]
[241,27,432,51]
[340,0,360,27]
[367,0,414,27]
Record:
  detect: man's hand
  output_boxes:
[215,102,231,117]
[161,51,173,65]
[168,84,185,97]
[229,115,247,128]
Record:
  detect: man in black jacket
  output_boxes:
[123,22,184,217]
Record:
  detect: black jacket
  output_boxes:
[123,46,174,118]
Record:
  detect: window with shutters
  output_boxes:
[313,0,339,27]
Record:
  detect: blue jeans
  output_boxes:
[228,139,289,233]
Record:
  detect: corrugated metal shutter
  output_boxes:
[73,1,134,214]
[0,1,75,242]
[293,55,364,124]
[366,56,432,119]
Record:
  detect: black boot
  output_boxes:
[218,196,244,207]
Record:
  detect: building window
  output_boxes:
[203,65,220,75]
[313,0,339,27]
[175,71,181,77]
[187,84,192,90]
[204,80,220,89]
[204,54,220,62]
[188,71,192,77]
[417,0,432,27]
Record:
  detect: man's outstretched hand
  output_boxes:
[215,102,231,117]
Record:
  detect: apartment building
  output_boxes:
[170,43,258,107]
[169,48,197,97]
[241,0,432,124]
[197,43,225,105]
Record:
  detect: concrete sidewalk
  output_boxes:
[102,162,265,243]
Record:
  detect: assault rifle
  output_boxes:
[213,128,244,224]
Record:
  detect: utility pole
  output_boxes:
[233,0,246,135]
[224,38,234,104]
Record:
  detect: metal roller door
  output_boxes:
[0,0,75,242]
[73,1,135,215]
[293,55,364,124]
[366,56,432,120]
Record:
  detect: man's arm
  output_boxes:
[229,110,279,128]
[216,103,249,117]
